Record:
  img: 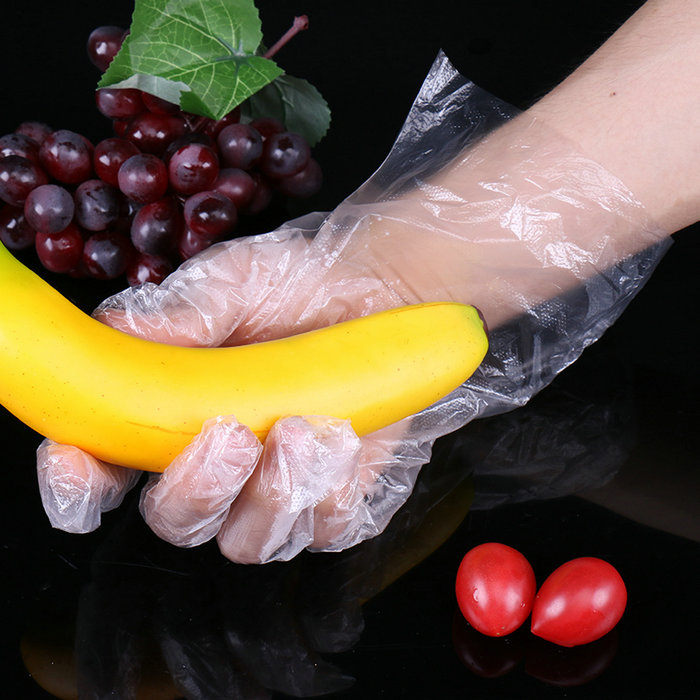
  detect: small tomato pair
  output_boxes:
[455,543,627,647]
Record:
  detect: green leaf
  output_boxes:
[244,74,331,146]
[99,0,284,120]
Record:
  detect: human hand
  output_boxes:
[36,53,668,562]
[37,217,441,563]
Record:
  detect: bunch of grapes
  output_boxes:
[0,25,322,286]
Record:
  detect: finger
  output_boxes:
[36,439,141,533]
[309,418,433,552]
[216,416,362,564]
[93,229,313,347]
[139,416,262,548]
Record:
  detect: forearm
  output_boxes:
[529,0,700,233]
[340,118,664,329]
[331,0,699,328]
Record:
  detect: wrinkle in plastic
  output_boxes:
[40,52,670,560]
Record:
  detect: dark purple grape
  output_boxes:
[65,258,91,279]
[183,190,237,240]
[74,179,124,231]
[39,130,94,184]
[24,184,75,233]
[249,117,285,140]
[126,252,174,286]
[0,156,49,207]
[112,119,129,137]
[141,92,180,115]
[162,132,214,165]
[276,158,323,199]
[201,107,241,139]
[212,168,256,209]
[14,121,53,145]
[94,137,140,186]
[241,173,273,216]
[117,154,168,204]
[124,112,187,155]
[260,132,310,179]
[35,224,84,273]
[168,143,219,195]
[0,133,41,163]
[87,25,126,72]
[178,226,216,260]
[217,123,263,170]
[0,205,36,250]
[82,231,133,279]
[95,88,144,119]
[130,196,181,256]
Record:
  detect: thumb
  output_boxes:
[139,416,262,548]
[93,226,314,347]
[36,440,141,533]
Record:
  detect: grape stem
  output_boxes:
[180,16,309,133]
[263,15,309,59]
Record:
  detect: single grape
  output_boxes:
[93,137,140,186]
[260,132,310,179]
[249,116,285,140]
[87,25,126,72]
[95,88,144,119]
[24,184,75,234]
[124,112,187,155]
[130,196,181,256]
[0,205,36,250]
[39,129,94,184]
[82,231,133,279]
[276,158,323,199]
[0,133,41,163]
[183,190,237,240]
[168,143,219,195]
[178,227,215,260]
[217,123,263,170]
[141,92,180,115]
[0,155,49,207]
[212,168,256,209]
[162,132,214,165]
[74,179,124,231]
[35,224,84,273]
[126,252,174,286]
[201,107,241,139]
[117,154,168,204]
[14,121,53,145]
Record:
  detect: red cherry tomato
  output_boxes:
[530,557,627,647]
[455,542,536,637]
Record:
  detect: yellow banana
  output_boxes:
[0,242,488,472]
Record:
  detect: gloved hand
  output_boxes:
[36,53,669,564]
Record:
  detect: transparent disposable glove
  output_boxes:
[37,52,669,563]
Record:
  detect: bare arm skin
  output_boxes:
[529,0,700,233]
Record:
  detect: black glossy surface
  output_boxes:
[2,2,699,698]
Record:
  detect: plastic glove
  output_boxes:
[37,52,670,563]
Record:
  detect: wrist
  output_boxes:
[334,115,667,329]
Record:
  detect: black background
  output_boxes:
[1,1,699,698]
